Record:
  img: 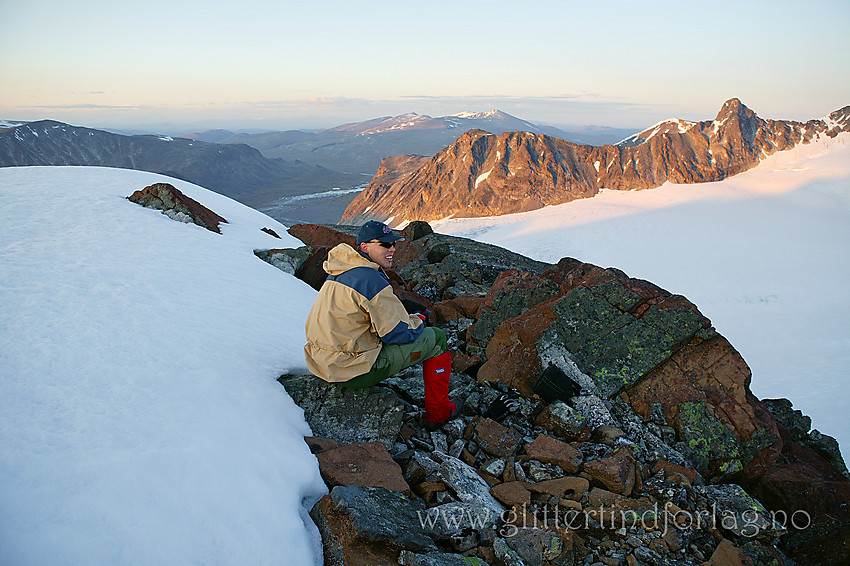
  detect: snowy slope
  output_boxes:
[0,167,326,565]
[436,134,850,453]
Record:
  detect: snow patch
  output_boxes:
[0,167,327,566]
[475,169,493,188]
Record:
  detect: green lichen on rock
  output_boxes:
[677,400,741,474]
[575,317,679,398]
[540,287,710,399]
[640,304,707,344]
[471,277,559,345]
[588,279,644,312]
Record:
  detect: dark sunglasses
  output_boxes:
[373,241,396,249]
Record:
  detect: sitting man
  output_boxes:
[304,220,463,428]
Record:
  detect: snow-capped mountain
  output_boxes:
[324,109,567,137]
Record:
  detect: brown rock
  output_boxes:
[652,458,699,486]
[528,476,590,500]
[476,306,557,396]
[127,183,227,233]
[745,427,850,566]
[585,488,659,528]
[490,481,532,507]
[623,333,783,478]
[524,434,582,474]
[412,481,447,497]
[709,539,748,566]
[287,223,356,248]
[432,295,484,324]
[534,402,592,442]
[584,452,637,496]
[315,441,410,494]
[304,436,343,454]
[474,418,523,458]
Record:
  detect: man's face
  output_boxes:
[360,240,396,269]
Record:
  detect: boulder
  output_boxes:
[699,484,786,541]
[503,527,563,566]
[473,418,523,458]
[583,447,638,496]
[534,401,591,442]
[279,374,405,448]
[315,441,411,494]
[127,182,227,233]
[523,434,582,474]
[310,485,437,565]
[490,481,532,508]
[287,223,357,248]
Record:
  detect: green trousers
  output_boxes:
[340,326,448,389]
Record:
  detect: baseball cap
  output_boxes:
[356,220,405,245]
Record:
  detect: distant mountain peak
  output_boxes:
[449,109,507,120]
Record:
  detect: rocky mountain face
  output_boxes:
[258,221,849,566]
[0,120,361,206]
[217,110,627,179]
[341,99,850,225]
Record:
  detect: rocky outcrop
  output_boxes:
[127,182,227,233]
[264,222,848,565]
[341,100,850,225]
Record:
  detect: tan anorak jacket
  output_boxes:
[304,243,424,382]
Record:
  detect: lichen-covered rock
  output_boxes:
[504,527,563,566]
[279,374,405,448]
[534,400,591,442]
[398,549,490,566]
[274,221,848,566]
[699,484,786,542]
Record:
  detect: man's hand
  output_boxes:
[415,310,432,326]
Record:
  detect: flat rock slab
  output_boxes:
[280,374,405,448]
[316,440,411,494]
[524,434,583,474]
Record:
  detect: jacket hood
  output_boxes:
[323,243,378,276]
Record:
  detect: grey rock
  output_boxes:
[505,528,563,566]
[280,374,405,448]
[570,395,619,431]
[699,484,787,541]
[421,501,502,538]
[432,452,504,515]
[310,485,437,553]
[494,537,527,566]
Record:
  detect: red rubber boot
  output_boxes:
[423,351,463,428]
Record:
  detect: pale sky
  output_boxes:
[1,0,848,133]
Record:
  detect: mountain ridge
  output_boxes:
[0,120,361,206]
[216,110,635,177]
[341,99,850,225]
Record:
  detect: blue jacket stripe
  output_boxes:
[331,267,388,301]
[381,320,424,345]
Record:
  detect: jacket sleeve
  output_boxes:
[366,284,424,345]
